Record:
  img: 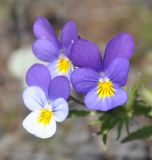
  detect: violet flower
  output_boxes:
[22,64,70,138]
[71,33,134,111]
[32,16,78,79]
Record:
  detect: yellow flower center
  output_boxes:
[38,108,53,125]
[57,56,71,74]
[97,79,115,98]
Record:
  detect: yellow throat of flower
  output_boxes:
[38,108,53,125]
[57,56,71,74]
[97,79,115,98]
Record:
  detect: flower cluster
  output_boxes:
[22,16,134,138]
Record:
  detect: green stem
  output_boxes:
[69,95,85,106]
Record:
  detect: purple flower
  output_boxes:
[22,64,70,138]
[32,16,78,80]
[71,33,134,111]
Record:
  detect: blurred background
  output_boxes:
[0,0,152,159]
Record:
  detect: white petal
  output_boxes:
[47,58,74,80]
[23,86,47,111]
[47,59,59,79]
[22,111,56,139]
[52,98,69,122]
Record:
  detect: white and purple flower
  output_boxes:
[71,33,135,111]
[22,16,136,139]
[32,16,78,79]
[22,64,70,138]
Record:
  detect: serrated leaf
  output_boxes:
[121,125,152,143]
[133,100,152,118]
[68,109,90,118]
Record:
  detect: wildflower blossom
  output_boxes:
[71,33,134,111]
[22,64,70,138]
[32,16,78,79]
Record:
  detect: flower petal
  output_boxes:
[71,68,100,94]
[26,64,50,96]
[32,39,60,61]
[105,58,129,87]
[103,32,134,69]
[23,111,56,139]
[47,58,74,80]
[23,86,47,111]
[84,86,128,111]
[33,16,60,48]
[52,98,69,122]
[70,39,103,72]
[61,20,78,49]
[49,76,70,100]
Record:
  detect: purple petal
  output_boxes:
[61,20,78,49]
[105,58,129,87]
[48,76,70,100]
[33,16,60,48]
[70,39,103,72]
[32,39,60,61]
[84,86,128,111]
[103,33,134,69]
[71,68,100,94]
[26,64,51,96]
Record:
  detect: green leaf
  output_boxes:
[102,129,108,145]
[127,79,141,108]
[99,113,119,144]
[68,109,90,118]
[116,122,123,140]
[133,100,152,118]
[121,125,152,143]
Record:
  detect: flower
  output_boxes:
[71,33,134,111]
[32,16,78,80]
[22,64,70,138]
